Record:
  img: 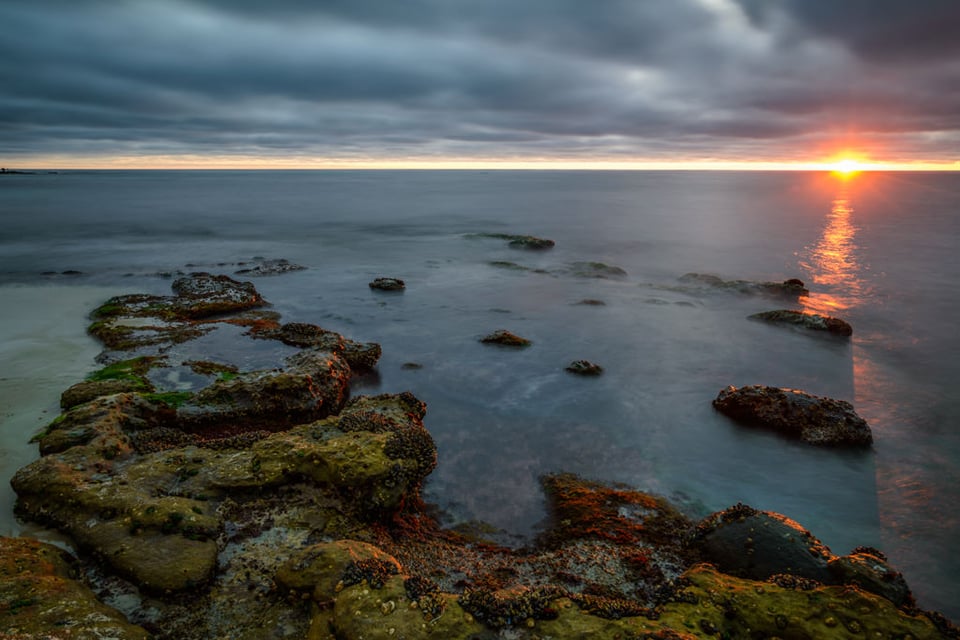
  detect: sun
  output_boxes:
[830,158,863,176]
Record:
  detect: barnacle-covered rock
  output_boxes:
[712,384,872,446]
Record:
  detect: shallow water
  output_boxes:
[1,169,958,618]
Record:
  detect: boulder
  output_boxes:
[692,504,833,582]
[712,385,872,446]
[749,309,853,336]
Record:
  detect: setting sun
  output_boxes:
[831,158,864,176]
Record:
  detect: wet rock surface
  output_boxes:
[368,276,406,291]
[750,308,854,336]
[713,384,873,446]
[5,273,957,639]
[0,536,150,639]
[565,359,604,375]
[480,329,532,347]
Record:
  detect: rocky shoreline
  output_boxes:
[2,272,957,638]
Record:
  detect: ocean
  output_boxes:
[1,169,958,618]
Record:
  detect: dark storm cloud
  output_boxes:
[1,0,957,163]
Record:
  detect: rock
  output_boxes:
[171,272,267,318]
[469,232,555,249]
[0,536,150,639]
[253,322,382,371]
[828,548,914,607]
[234,258,307,276]
[13,391,435,592]
[480,329,532,347]
[276,540,401,604]
[569,261,627,278]
[180,349,351,429]
[712,385,873,446]
[565,360,603,375]
[679,273,809,298]
[369,277,406,291]
[749,309,853,336]
[87,273,268,350]
[574,299,606,306]
[693,504,833,582]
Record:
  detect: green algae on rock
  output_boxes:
[0,536,150,639]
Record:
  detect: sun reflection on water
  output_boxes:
[799,187,866,316]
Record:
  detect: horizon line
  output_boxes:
[4,157,960,172]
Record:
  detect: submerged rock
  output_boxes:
[679,273,809,298]
[369,276,406,291]
[693,504,833,582]
[469,232,555,249]
[480,329,532,347]
[713,384,873,446]
[565,360,603,376]
[234,258,307,276]
[750,308,853,336]
[569,261,627,278]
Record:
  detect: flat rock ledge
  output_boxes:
[750,309,853,336]
[713,384,873,446]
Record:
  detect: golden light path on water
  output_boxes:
[800,172,946,610]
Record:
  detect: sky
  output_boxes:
[2,0,959,169]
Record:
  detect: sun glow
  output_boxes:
[831,158,863,176]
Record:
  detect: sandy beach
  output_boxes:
[0,284,130,535]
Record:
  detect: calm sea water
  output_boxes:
[1,170,958,618]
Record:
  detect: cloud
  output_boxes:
[0,0,957,164]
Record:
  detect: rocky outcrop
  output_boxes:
[750,309,853,336]
[713,385,873,446]
[8,275,958,639]
[0,537,149,639]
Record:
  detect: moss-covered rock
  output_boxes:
[0,536,150,639]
